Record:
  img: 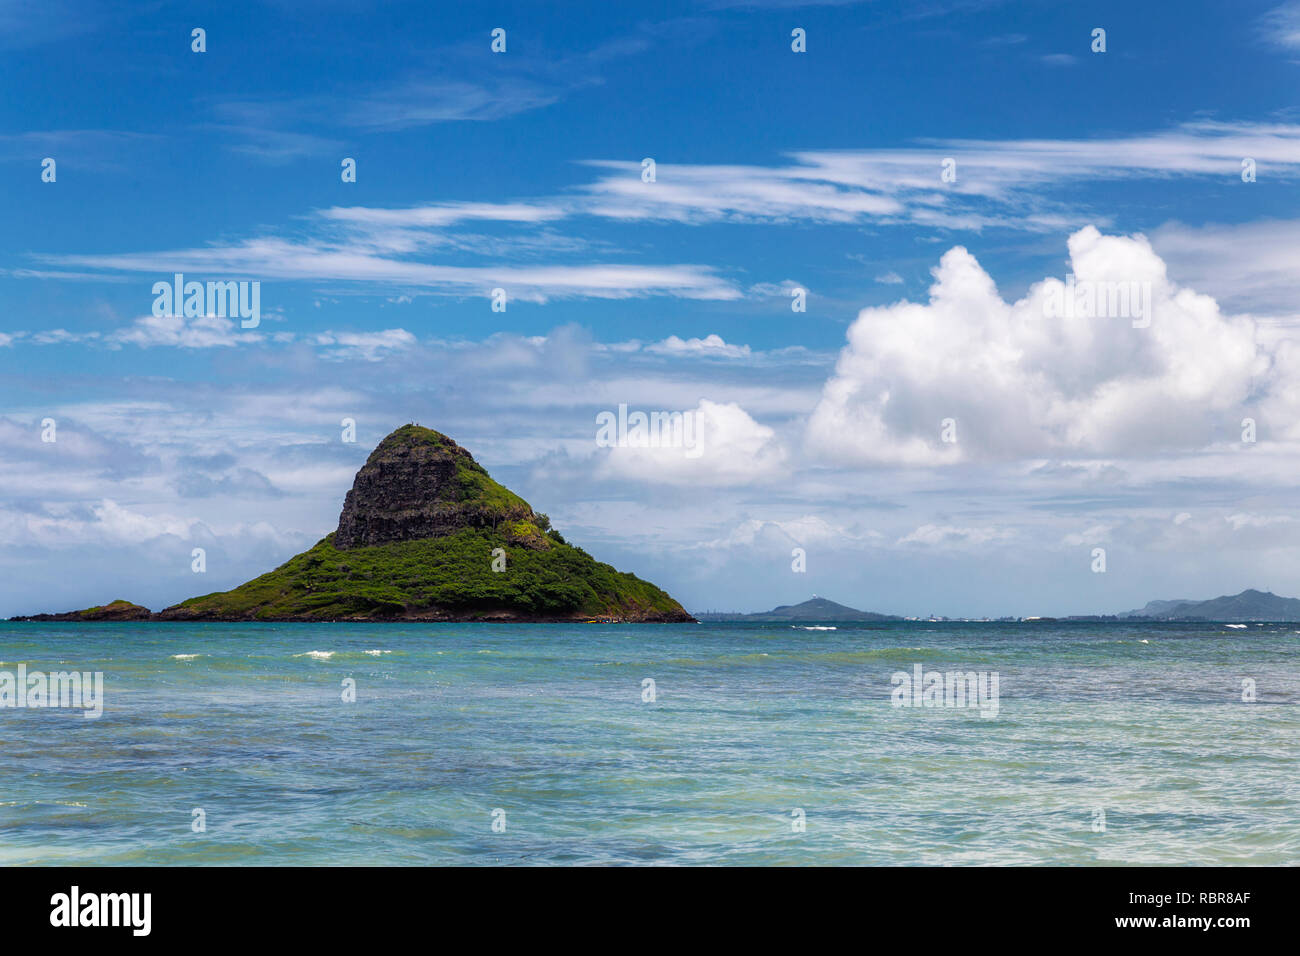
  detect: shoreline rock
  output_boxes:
[11,599,154,622]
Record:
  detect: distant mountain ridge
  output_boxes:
[1120,589,1300,622]
[695,597,900,622]
[695,589,1300,623]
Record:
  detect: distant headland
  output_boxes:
[11,425,693,624]
[695,597,901,623]
[693,589,1300,624]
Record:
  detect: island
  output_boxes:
[11,425,694,623]
[695,597,901,623]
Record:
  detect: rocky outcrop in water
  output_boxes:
[25,424,691,624]
[12,599,153,622]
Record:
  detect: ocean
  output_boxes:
[0,620,1296,865]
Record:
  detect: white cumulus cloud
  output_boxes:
[806,226,1270,465]
[597,398,787,486]
[646,334,752,359]
[111,313,256,349]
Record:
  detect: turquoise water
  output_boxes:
[0,620,1296,865]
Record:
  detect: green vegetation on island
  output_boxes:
[160,527,686,621]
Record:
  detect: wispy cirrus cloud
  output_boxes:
[23,119,1300,308]
[0,129,156,166]
[199,19,718,159]
[381,122,1300,235]
[213,126,345,166]
[0,0,103,50]
[578,122,1300,229]
[36,238,741,302]
[1259,1,1300,50]
[320,202,567,229]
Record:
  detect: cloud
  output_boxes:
[40,238,740,302]
[0,499,204,548]
[806,226,1270,464]
[1060,524,1112,548]
[578,122,1300,230]
[0,129,155,167]
[173,468,285,499]
[88,499,201,543]
[199,22,711,159]
[875,271,904,285]
[747,279,805,298]
[1151,218,1300,315]
[1260,339,1300,441]
[596,399,788,486]
[111,313,257,349]
[2,316,260,350]
[897,524,1014,547]
[320,202,567,229]
[27,119,1300,311]
[339,78,564,130]
[1064,510,1300,554]
[312,329,416,361]
[0,416,154,476]
[218,127,344,165]
[5,317,428,360]
[1260,2,1300,50]
[982,33,1029,46]
[645,334,752,359]
[705,515,880,549]
[0,0,102,50]
[579,158,905,224]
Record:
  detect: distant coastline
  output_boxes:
[690,590,1300,625]
[7,598,684,625]
[14,588,1300,626]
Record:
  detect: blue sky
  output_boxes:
[3,0,1300,617]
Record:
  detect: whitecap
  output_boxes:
[364,649,391,656]
[171,653,201,661]
[295,650,335,660]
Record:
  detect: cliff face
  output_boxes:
[149,424,693,623]
[334,426,533,549]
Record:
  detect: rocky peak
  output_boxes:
[333,424,535,550]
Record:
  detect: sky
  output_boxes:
[3,0,1300,618]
